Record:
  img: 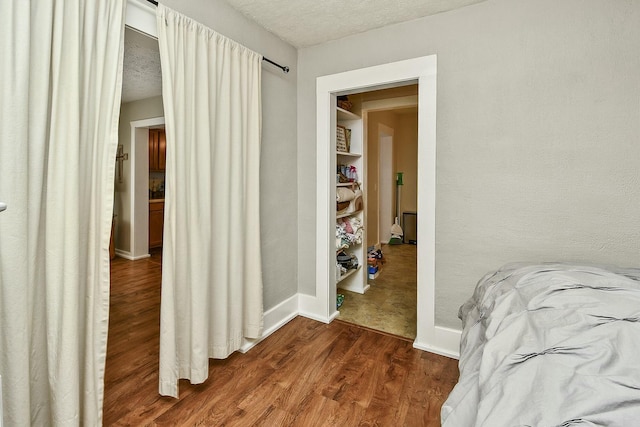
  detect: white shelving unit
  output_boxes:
[336,152,360,158]
[337,265,362,284]
[335,107,368,295]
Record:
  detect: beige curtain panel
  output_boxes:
[0,0,125,424]
[156,4,264,398]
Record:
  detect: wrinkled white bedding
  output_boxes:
[441,263,640,427]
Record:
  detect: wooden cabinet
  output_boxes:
[149,129,166,172]
[149,129,166,249]
[149,201,164,249]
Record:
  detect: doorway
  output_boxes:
[112,25,163,259]
[311,55,445,353]
[127,118,165,259]
[336,90,419,339]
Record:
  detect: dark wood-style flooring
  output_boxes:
[104,252,459,426]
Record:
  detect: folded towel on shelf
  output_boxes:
[345,190,363,214]
[336,187,356,202]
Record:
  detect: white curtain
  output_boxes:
[157,5,264,398]
[0,0,125,425]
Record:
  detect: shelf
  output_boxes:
[337,151,361,158]
[337,107,360,121]
[337,209,363,219]
[336,241,362,253]
[337,265,362,284]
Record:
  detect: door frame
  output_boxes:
[127,117,165,259]
[303,55,459,357]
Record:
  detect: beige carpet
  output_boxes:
[338,243,417,339]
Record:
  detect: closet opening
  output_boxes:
[312,55,447,355]
[336,85,419,340]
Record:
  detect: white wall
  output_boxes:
[116,96,164,252]
[298,0,640,329]
[127,0,299,311]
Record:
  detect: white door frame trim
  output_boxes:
[126,116,165,260]
[303,55,459,357]
[125,0,158,39]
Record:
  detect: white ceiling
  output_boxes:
[222,0,487,48]
[121,0,486,103]
[122,27,162,104]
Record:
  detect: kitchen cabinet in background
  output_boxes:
[149,128,166,172]
[149,201,164,249]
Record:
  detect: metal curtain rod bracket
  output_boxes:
[145,0,290,74]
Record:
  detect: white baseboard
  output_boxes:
[240,294,298,353]
[413,326,461,359]
[238,292,461,361]
[328,310,340,322]
[338,282,370,295]
[114,249,150,260]
[297,291,341,324]
[297,309,328,323]
[297,293,328,323]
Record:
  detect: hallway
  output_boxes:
[338,244,417,339]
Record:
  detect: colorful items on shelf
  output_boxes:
[336,217,363,251]
[337,250,358,271]
[337,164,358,182]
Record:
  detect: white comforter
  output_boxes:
[441,263,640,427]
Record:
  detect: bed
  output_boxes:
[441,263,640,426]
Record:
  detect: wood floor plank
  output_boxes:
[323,400,367,427]
[104,253,460,426]
[264,326,363,411]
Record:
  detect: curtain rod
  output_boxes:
[145,0,290,74]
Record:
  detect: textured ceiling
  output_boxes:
[222,0,487,48]
[122,27,162,104]
[121,1,486,102]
